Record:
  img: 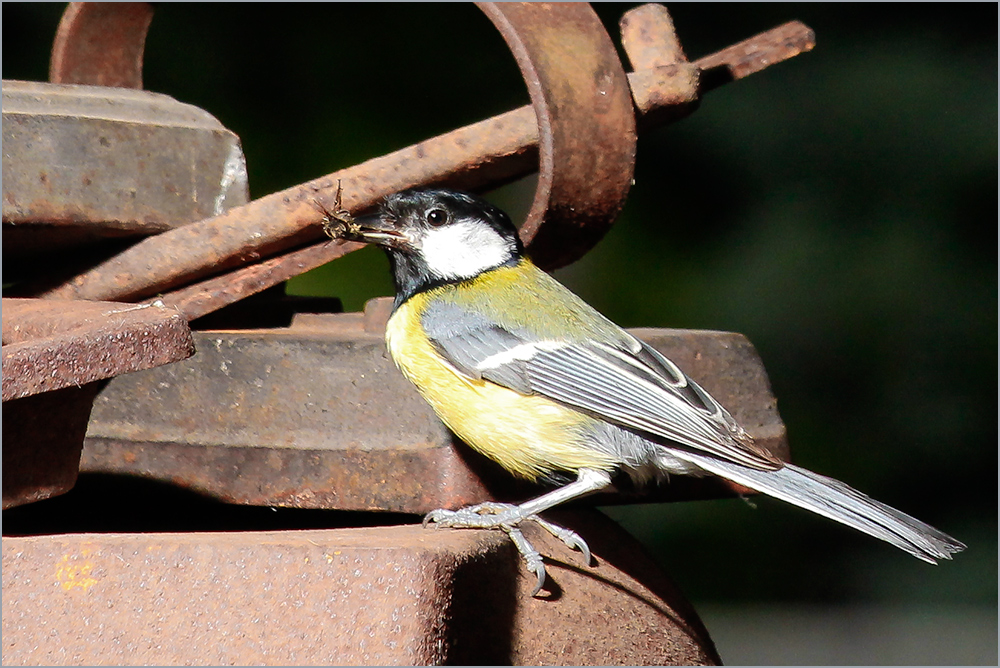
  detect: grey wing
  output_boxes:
[419,300,535,393]
[421,301,782,471]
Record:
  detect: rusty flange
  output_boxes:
[477,2,637,270]
[49,2,153,89]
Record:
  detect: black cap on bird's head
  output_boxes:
[344,189,524,305]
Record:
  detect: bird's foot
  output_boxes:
[423,502,592,596]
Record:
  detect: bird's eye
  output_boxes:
[426,208,449,227]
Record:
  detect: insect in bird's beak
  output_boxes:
[314,202,356,242]
[314,182,408,249]
[313,180,350,241]
[324,210,407,248]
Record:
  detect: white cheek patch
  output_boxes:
[421,220,514,280]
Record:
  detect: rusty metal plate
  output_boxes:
[81,308,787,512]
[1,524,512,665]
[1,509,718,665]
[1,80,249,260]
[2,298,195,401]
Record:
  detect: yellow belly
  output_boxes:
[385,292,618,481]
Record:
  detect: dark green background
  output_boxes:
[4,2,996,662]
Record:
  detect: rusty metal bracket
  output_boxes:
[34,6,815,316]
[50,2,153,89]
[2,297,195,508]
[3,385,104,510]
[478,2,637,269]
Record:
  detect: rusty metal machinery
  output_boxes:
[2,3,815,664]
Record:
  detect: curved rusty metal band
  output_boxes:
[50,2,154,89]
[477,2,637,271]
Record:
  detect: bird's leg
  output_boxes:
[423,468,612,595]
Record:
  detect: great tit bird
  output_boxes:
[325,188,964,595]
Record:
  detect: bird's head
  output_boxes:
[340,188,523,303]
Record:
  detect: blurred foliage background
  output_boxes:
[4,3,996,663]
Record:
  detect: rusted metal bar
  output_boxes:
[478,2,637,270]
[620,3,701,131]
[696,20,816,93]
[161,240,364,321]
[0,510,719,665]
[49,2,153,89]
[620,3,690,70]
[37,15,815,309]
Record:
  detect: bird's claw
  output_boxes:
[531,516,593,565]
[422,502,593,596]
[506,525,547,596]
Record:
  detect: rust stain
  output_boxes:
[55,553,98,592]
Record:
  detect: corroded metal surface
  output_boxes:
[1,80,249,275]
[511,510,720,665]
[1,510,718,665]
[2,384,102,509]
[696,20,816,93]
[478,2,637,270]
[2,298,195,401]
[620,3,690,70]
[81,309,787,512]
[1,524,512,665]
[36,13,815,308]
[49,2,154,89]
[161,239,365,322]
[620,3,701,131]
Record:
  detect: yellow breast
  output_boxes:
[384,290,618,481]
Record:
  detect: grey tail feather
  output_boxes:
[688,456,965,563]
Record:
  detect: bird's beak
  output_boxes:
[332,212,409,250]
